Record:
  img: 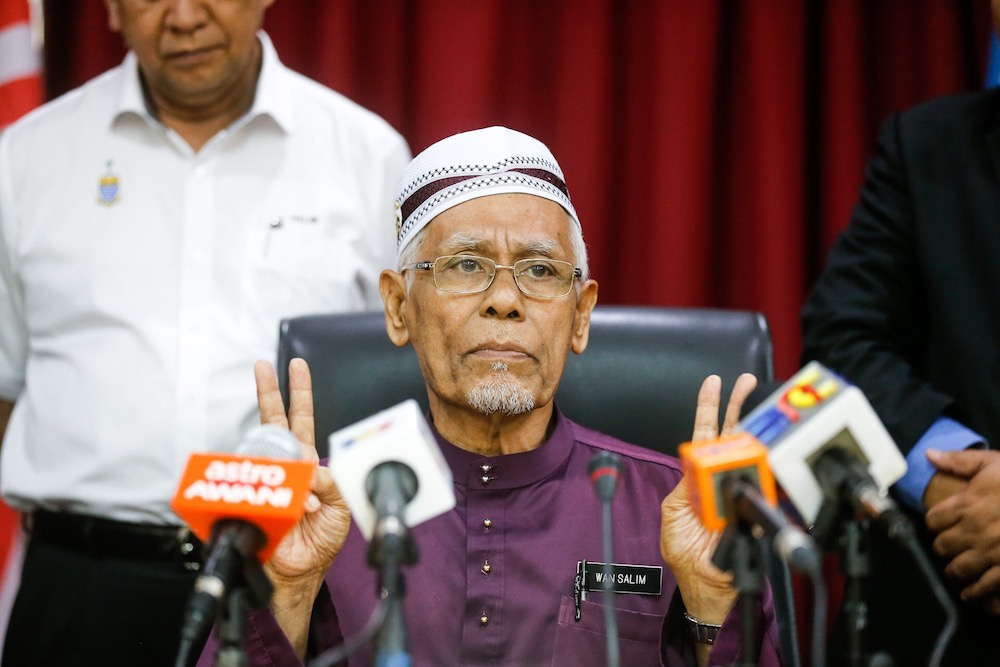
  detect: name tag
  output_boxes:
[573,560,663,621]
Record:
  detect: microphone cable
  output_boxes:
[884,512,957,667]
[802,548,828,667]
[308,599,390,667]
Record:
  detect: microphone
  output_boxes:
[367,461,419,525]
[328,400,455,667]
[365,461,420,567]
[740,363,956,666]
[812,447,910,537]
[589,450,622,501]
[588,451,623,667]
[737,361,907,526]
[681,433,824,667]
[171,424,316,659]
[679,433,820,573]
[327,399,455,541]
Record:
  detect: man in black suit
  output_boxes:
[801,27,1000,664]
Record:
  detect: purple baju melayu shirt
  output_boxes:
[199,409,782,666]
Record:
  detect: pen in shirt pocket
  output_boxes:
[262,214,320,259]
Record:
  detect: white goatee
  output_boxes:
[466,361,535,415]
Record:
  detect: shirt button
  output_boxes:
[480,464,495,485]
[482,518,492,530]
[480,614,489,626]
[481,560,491,575]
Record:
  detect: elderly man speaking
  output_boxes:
[200,127,781,666]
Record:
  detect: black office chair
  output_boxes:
[277,305,774,457]
[276,304,798,667]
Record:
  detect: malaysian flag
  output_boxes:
[0,0,43,128]
[0,0,42,648]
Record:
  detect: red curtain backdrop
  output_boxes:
[40,0,992,380]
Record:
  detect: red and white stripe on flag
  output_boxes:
[0,0,40,645]
[0,0,43,129]
[0,502,22,640]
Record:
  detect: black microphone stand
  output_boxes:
[812,482,894,667]
[367,502,418,667]
[598,489,620,667]
[174,520,274,667]
[215,588,250,667]
[711,481,766,667]
[813,448,957,667]
[212,529,274,667]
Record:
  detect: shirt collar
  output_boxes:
[111,31,295,134]
[248,31,295,133]
[113,50,150,123]
[435,408,577,489]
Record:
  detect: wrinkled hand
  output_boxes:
[255,359,351,585]
[926,448,1000,609]
[660,373,757,623]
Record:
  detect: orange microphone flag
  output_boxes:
[171,453,315,563]
[678,433,778,532]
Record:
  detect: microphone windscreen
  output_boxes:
[235,424,302,460]
[588,451,622,501]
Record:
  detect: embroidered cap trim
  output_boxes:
[392,127,579,258]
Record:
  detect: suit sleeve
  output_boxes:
[800,112,955,455]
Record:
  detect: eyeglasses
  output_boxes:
[402,255,582,298]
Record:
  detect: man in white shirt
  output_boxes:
[0,2,409,665]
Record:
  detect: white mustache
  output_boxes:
[485,321,522,341]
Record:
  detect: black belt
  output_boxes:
[28,510,204,570]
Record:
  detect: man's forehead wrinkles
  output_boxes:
[438,232,561,257]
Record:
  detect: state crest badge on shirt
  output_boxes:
[97,160,121,206]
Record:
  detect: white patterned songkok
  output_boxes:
[394,126,579,258]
